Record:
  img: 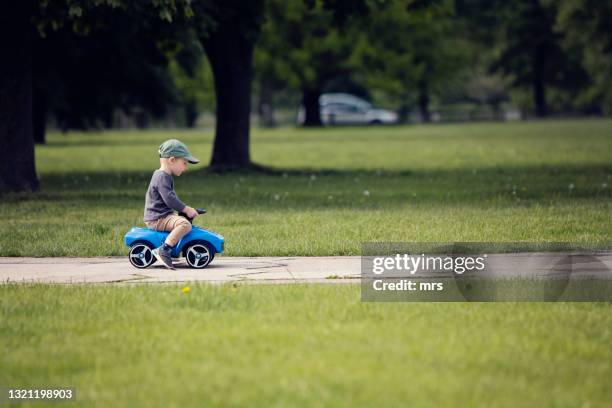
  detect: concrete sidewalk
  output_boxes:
[0,256,362,284]
[1,252,610,284]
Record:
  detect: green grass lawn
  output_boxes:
[1,284,611,407]
[0,119,610,256]
[1,120,611,407]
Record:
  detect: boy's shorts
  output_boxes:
[145,213,192,246]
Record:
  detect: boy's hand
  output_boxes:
[183,206,199,219]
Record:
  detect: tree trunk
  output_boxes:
[302,88,322,127]
[135,111,150,129]
[33,86,47,144]
[0,1,39,193]
[184,102,199,128]
[397,104,410,124]
[418,81,431,123]
[201,25,253,168]
[533,46,547,117]
[258,78,275,128]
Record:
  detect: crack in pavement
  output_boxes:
[228,270,275,277]
[244,262,288,270]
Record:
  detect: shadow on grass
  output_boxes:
[2,163,610,209]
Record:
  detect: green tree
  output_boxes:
[169,38,216,128]
[458,0,589,117]
[0,0,193,193]
[356,0,468,122]
[34,13,192,138]
[193,0,265,167]
[555,0,612,113]
[0,1,38,192]
[256,0,370,127]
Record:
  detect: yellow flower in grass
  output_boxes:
[181,286,191,294]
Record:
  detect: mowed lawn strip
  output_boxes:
[1,284,611,407]
[0,119,610,256]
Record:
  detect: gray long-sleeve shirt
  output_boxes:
[143,170,186,222]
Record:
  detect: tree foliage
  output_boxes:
[554,0,612,113]
[355,0,469,121]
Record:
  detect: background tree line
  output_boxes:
[1,0,611,193]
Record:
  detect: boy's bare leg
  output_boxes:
[164,217,192,246]
[150,214,192,269]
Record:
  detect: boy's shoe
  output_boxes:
[152,246,175,270]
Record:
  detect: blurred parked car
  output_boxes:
[298,93,398,126]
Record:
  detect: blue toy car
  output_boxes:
[124,208,224,269]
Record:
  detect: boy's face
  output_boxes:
[168,157,189,176]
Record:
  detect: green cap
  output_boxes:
[158,139,200,164]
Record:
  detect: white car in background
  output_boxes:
[298,93,398,126]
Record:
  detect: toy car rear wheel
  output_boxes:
[129,242,155,268]
[184,242,215,269]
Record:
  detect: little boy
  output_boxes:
[144,139,200,269]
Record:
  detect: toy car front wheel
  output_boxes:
[184,242,215,269]
[128,242,156,268]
